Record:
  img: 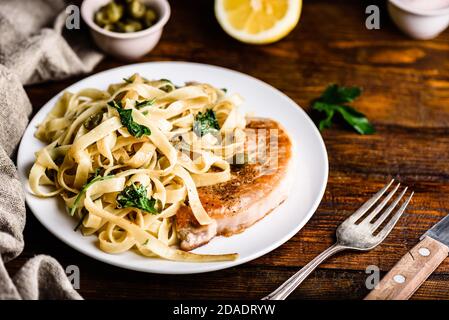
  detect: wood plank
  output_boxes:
[8,252,449,300]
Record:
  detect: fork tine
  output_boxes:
[370,187,407,231]
[348,179,395,222]
[360,183,401,224]
[375,191,414,239]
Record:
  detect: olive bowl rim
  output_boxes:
[81,0,171,39]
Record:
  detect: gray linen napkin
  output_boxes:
[0,0,104,300]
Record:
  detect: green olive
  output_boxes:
[94,10,108,27]
[117,20,143,33]
[128,20,144,31]
[143,8,157,28]
[127,0,146,19]
[104,1,123,23]
[115,22,127,32]
[103,24,115,32]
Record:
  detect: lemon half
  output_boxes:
[215,0,302,44]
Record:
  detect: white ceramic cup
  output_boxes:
[81,0,170,60]
[388,0,449,40]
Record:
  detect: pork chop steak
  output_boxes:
[176,118,295,251]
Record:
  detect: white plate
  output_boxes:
[17,62,328,274]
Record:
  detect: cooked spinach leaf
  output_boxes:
[135,98,156,109]
[108,100,151,138]
[70,171,113,217]
[116,183,158,214]
[193,109,220,137]
[159,79,174,92]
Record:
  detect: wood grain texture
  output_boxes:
[6,0,449,299]
[365,236,449,300]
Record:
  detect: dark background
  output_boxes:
[7,0,449,299]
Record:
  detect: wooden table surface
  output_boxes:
[7,0,449,299]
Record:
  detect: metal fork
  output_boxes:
[262,179,414,300]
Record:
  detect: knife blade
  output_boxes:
[422,214,449,247]
[365,213,449,300]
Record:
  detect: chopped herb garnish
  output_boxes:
[143,239,149,245]
[74,209,88,232]
[135,98,156,109]
[159,79,174,93]
[108,100,151,138]
[123,77,132,83]
[160,85,173,93]
[83,111,104,130]
[193,109,220,137]
[69,171,114,217]
[312,84,375,135]
[90,168,101,180]
[116,183,159,214]
[221,88,228,93]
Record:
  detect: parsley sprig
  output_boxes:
[108,100,151,138]
[116,183,159,214]
[312,84,375,135]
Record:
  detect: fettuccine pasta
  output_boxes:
[29,74,247,262]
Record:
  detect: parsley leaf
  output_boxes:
[108,100,151,138]
[312,84,375,135]
[116,183,159,214]
[320,84,362,104]
[193,109,220,137]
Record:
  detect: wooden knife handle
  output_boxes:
[365,236,448,300]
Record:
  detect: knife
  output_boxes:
[365,214,449,300]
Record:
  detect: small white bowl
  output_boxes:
[388,0,449,40]
[81,0,170,60]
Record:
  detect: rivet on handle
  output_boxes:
[418,247,431,257]
[393,274,406,284]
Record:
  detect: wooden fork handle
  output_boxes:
[365,236,448,300]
